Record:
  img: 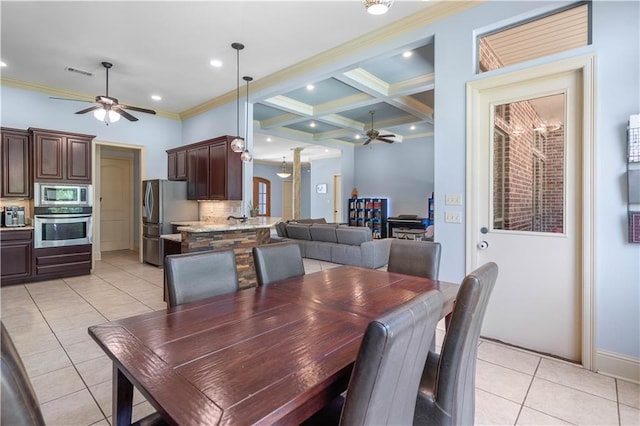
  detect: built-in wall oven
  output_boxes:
[33,183,93,248]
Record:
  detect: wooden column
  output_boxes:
[292,147,302,219]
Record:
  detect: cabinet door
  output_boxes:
[1,129,31,197]
[187,146,209,200]
[167,151,177,180]
[34,132,64,181]
[66,137,92,182]
[209,142,226,199]
[0,240,32,283]
[176,150,187,180]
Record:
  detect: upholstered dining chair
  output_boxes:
[165,250,239,307]
[413,262,499,426]
[1,321,46,426]
[387,239,442,280]
[304,290,443,426]
[252,242,305,286]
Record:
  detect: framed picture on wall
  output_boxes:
[316,183,327,194]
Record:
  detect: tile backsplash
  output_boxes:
[199,200,244,222]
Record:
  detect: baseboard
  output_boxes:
[596,349,640,383]
[93,250,102,261]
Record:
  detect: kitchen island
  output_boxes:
[170,217,281,288]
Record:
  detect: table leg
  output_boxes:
[112,364,134,426]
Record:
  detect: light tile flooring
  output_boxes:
[1,250,638,425]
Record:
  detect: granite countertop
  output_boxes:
[173,217,282,233]
[1,226,34,231]
[160,233,181,242]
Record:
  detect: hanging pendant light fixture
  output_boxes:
[276,156,291,178]
[241,76,253,163]
[363,0,394,15]
[230,42,246,153]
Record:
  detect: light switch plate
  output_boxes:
[445,211,462,223]
[445,194,462,206]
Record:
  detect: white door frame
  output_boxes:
[466,55,596,370]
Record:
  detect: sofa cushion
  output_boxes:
[289,218,327,224]
[275,222,288,238]
[285,224,312,240]
[309,224,338,243]
[336,227,373,246]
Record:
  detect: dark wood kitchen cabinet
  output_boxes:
[33,245,92,280]
[31,128,94,183]
[1,128,32,198]
[184,135,242,201]
[0,229,33,286]
[167,148,187,181]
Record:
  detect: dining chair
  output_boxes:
[1,321,46,426]
[387,239,442,280]
[304,289,443,426]
[413,262,499,426]
[252,242,305,286]
[165,250,239,307]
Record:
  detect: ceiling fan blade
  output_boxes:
[120,104,156,115]
[378,134,394,138]
[114,107,139,122]
[75,105,102,115]
[377,137,395,144]
[50,96,93,103]
[363,138,373,145]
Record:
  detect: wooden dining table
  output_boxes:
[88,265,459,426]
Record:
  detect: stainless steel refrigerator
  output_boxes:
[142,179,198,266]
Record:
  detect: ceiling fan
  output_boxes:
[51,61,156,124]
[362,110,395,145]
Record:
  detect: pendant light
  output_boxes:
[276,156,291,178]
[240,76,253,163]
[230,42,246,153]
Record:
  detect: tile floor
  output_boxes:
[1,250,638,426]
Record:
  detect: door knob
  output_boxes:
[477,241,489,250]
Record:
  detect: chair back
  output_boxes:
[252,242,305,286]
[340,290,443,426]
[1,322,46,426]
[387,239,442,280]
[417,262,498,425]
[165,250,239,307]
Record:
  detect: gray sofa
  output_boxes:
[273,222,391,269]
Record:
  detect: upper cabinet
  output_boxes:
[169,136,242,200]
[1,128,32,198]
[31,128,94,183]
[167,147,187,181]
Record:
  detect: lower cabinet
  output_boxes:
[0,230,33,285]
[33,245,92,280]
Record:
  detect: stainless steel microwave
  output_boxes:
[34,183,92,207]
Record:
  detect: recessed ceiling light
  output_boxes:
[410,125,416,130]
[306,84,315,91]
[324,149,329,153]
[151,95,162,101]
[266,137,272,142]
[210,59,223,68]
[0,61,6,67]
[309,122,316,128]
[355,134,361,139]
[402,51,413,58]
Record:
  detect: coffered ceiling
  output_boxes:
[0,1,437,163]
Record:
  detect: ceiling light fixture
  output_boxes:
[151,95,162,101]
[230,42,246,153]
[306,84,315,91]
[241,76,253,163]
[0,61,6,67]
[276,156,291,178]
[402,51,413,58]
[310,121,316,128]
[209,59,222,68]
[363,0,393,15]
[93,106,120,123]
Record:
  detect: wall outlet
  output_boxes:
[445,211,462,223]
[445,194,463,206]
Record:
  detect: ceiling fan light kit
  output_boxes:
[363,0,393,15]
[230,42,246,153]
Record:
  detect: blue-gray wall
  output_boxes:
[253,162,310,219]
[310,158,341,221]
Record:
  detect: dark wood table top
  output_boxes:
[89,265,459,426]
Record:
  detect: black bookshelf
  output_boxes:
[348,197,388,238]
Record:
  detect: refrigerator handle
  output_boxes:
[143,182,151,219]
[148,184,154,220]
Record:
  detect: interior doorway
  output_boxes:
[467,56,595,368]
